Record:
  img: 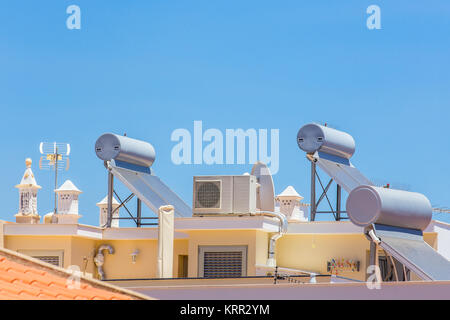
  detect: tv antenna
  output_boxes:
[39,142,71,214]
[433,207,450,214]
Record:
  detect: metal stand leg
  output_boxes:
[137,198,142,228]
[336,185,341,221]
[310,161,316,221]
[369,241,378,267]
[107,171,114,228]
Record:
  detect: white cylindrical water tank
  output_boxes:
[346,185,432,231]
[297,123,356,159]
[95,133,156,168]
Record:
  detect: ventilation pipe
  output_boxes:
[252,211,288,267]
[94,245,114,280]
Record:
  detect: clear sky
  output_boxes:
[1,1,449,226]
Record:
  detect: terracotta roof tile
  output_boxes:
[23,268,46,276]
[17,292,41,300]
[9,270,36,284]
[27,272,69,287]
[0,248,148,300]
[0,272,17,283]
[1,261,29,273]
[0,290,23,300]
[37,292,57,300]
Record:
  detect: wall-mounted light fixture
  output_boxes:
[131,249,139,264]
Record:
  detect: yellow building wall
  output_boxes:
[277,232,438,281]
[98,239,158,279]
[2,229,438,281]
[90,238,188,280]
[4,235,74,268]
[424,232,437,250]
[173,239,189,277]
[255,230,269,266]
[70,237,97,277]
[0,221,5,248]
[277,234,369,281]
[3,235,189,280]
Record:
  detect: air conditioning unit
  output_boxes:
[193,175,257,215]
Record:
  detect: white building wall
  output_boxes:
[433,221,450,260]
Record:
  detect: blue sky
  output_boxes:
[0,1,449,226]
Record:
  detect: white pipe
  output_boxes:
[252,211,288,267]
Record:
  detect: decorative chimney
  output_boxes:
[15,158,41,224]
[96,196,120,228]
[53,180,82,224]
[276,186,308,222]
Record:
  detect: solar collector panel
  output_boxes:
[314,152,373,193]
[109,161,192,218]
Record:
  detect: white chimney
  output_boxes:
[96,196,120,228]
[53,180,82,224]
[15,158,41,224]
[276,186,308,222]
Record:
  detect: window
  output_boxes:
[198,246,247,278]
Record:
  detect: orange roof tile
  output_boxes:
[0,248,150,300]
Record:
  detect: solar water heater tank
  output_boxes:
[297,123,356,159]
[95,133,156,168]
[346,185,432,230]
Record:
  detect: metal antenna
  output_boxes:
[39,142,70,214]
[433,207,450,214]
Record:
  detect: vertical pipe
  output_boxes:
[107,170,114,228]
[336,184,341,221]
[310,161,316,221]
[369,241,379,283]
[137,198,142,228]
[54,147,58,214]
[369,241,377,267]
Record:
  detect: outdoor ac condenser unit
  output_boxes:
[193,175,257,215]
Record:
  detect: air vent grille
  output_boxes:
[33,256,60,267]
[203,251,243,278]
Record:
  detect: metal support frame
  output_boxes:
[107,171,114,228]
[336,185,342,221]
[54,146,59,215]
[137,198,142,228]
[310,161,316,222]
[365,227,412,282]
[369,241,378,267]
[309,158,347,221]
[381,248,412,282]
[106,166,157,228]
